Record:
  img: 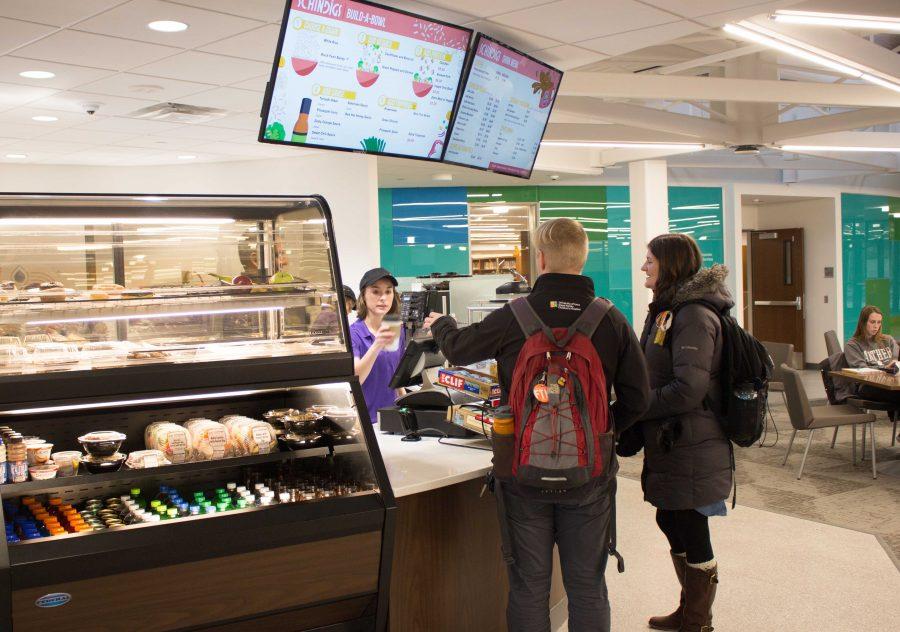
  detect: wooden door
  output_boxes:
[750,229,805,352]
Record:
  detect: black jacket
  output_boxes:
[638,266,733,510]
[430,273,650,436]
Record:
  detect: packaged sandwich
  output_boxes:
[144,421,192,463]
[183,418,232,460]
[221,415,278,456]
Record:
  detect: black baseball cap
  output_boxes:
[359,267,398,293]
[341,285,356,302]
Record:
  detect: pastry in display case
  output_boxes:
[0,195,395,632]
[0,194,355,405]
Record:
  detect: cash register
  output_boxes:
[378,338,480,439]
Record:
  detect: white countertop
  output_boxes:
[374,424,493,497]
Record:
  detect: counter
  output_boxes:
[376,427,566,632]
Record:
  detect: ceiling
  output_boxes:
[0,0,897,190]
[741,193,828,205]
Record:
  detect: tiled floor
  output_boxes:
[559,371,900,631]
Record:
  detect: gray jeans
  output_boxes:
[501,481,613,632]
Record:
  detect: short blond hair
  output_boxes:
[535,218,588,272]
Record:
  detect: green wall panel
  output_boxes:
[668,186,724,266]
[841,193,900,340]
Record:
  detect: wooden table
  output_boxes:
[831,369,899,476]
[831,369,900,391]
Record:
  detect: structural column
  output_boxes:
[629,160,669,325]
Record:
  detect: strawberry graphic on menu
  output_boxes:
[532,71,556,109]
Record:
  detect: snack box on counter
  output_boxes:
[463,359,498,380]
[437,367,501,404]
[448,404,494,436]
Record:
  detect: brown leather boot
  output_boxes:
[648,552,687,630]
[679,563,718,632]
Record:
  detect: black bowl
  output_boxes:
[78,431,126,457]
[81,453,126,474]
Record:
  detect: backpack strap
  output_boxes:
[557,298,612,347]
[509,297,557,345]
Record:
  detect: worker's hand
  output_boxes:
[422,312,445,331]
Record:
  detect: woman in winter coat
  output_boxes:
[638,233,733,632]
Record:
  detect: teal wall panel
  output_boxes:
[668,187,724,266]
[841,193,899,340]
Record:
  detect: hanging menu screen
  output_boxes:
[260,0,471,160]
[444,34,562,178]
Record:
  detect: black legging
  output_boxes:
[857,384,900,408]
[655,509,714,564]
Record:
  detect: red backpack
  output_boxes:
[508,297,614,490]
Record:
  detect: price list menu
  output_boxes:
[444,36,562,177]
[261,0,470,159]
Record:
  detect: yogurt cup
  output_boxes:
[52,451,81,477]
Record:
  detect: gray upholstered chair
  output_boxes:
[781,364,877,479]
[824,330,842,356]
[762,341,793,404]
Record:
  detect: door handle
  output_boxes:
[754,298,803,310]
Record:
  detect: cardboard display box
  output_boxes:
[437,367,501,402]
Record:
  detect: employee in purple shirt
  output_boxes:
[351,268,406,424]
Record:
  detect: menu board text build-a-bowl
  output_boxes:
[259,0,472,160]
[444,34,562,179]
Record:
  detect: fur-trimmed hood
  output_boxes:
[672,264,734,312]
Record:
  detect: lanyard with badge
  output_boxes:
[653,310,673,346]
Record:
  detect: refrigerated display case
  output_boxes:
[0,194,395,632]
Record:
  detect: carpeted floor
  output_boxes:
[616,375,900,566]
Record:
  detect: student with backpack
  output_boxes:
[634,233,739,632]
[423,218,649,632]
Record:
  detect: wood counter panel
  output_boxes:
[12,531,381,632]
[390,478,563,632]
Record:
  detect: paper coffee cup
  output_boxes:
[384,317,402,352]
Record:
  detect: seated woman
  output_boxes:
[845,305,899,405]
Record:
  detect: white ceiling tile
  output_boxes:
[1,139,94,155]
[469,21,561,53]
[48,127,142,144]
[73,0,263,48]
[405,1,551,19]
[0,56,115,90]
[228,74,270,92]
[60,146,169,164]
[71,117,185,134]
[494,0,678,44]
[0,107,90,129]
[0,17,59,53]
[697,1,802,27]
[198,23,281,62]
[578,21,705,56]
[0,137,20,148]
[111,135,207,150]
[149,124,249,141]
[202,112,263,132]
[641,1,770,19]
[177,87,263,113]
[14,30,181,71]
[377,1,478,25]
[0,1,127,27]
[192,140,287,156]
[28,91,158,117]
[133,50,269,84]
[0,121,53,139]
[163,0,287,22]
[76,73,215,102]
[531,45,608,71]
[0,82,59,110]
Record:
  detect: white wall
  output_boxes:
[742,198,839,362]
[0,151,380,289]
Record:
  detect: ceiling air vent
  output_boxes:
[127,102,227,124]
[732,144,761,155]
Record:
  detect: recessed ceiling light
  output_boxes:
[5,153,27,159]
[148,20,188,33]
[19,70,55,79]
[177,154,197,160]
[31,115,58,122]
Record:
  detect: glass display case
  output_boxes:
[0,195,394,632]
[0,195,355,405]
